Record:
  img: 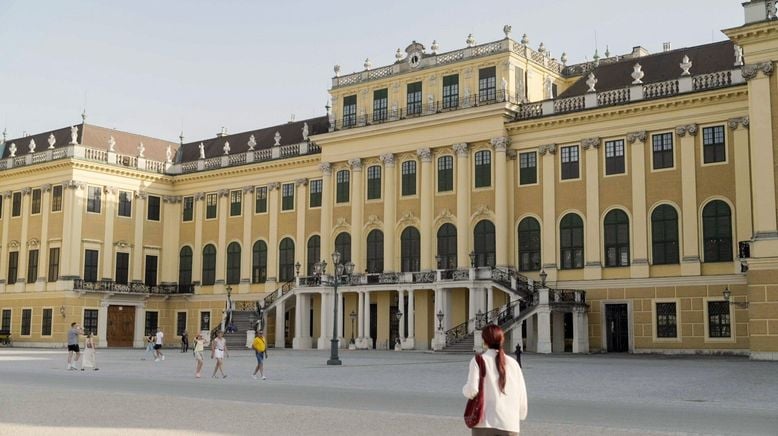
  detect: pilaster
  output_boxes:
[193,192,204,285]
[101,187,117,280]
[491,137,510,267]
[18,188,31,286]
[349,159,364,270]
[131,191,146,283]
[729,118,754,245]
[319,163,333,264]
[540,145,558,281]
[241,186,254,291]
[582,138,602,279]
[380,154,396,272]
[418,148,433,270]
[454,143,470,268]
[161,196,181,284]
[0,192,10,288]
[627,132,649,277]
[295,179,308,271]
[215,189,229,288]
[38,185,51,286]
[267,183,280,283]
[677,124,701,275]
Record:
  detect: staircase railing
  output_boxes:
[445,320,470,346]
[262,280,295,308]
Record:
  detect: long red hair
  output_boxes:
[481,324,507,394]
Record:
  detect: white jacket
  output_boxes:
[462,349,528,433]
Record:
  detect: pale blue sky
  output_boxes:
[0,0,743,142]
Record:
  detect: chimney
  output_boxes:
[217,127,228,137]
[663,42,672,52]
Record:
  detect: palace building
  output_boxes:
[2,1,778,360]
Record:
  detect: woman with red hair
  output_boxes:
[462,324,528,435]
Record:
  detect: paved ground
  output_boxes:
[0,347,776,435]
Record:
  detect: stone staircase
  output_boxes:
[224,310,258,349]
[441,333,474,353]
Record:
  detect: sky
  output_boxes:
[0,0,744,143]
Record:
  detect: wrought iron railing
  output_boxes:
[73,279,193,295]
[262,280,295,308]
[445,320,470,346]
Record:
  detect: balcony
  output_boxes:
[73,279,194,295]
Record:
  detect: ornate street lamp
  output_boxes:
[435,254,444,270]
[539,269,547,287]
[325,251,353,366]
[469,251,476,268]
[295,261,301,277]
[349,310,357,343]
[723,286,749,309]
[475,309,486,330]
[436,310,445,331]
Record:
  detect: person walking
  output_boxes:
[67,322,83,370]
[462,324,528,435]
[82,332,99,371]
[514,342,522,368]
[211,330,228,378]
[193,333,205,378]
[154,328,165,362]
[181,331,189,353]
[251,330,267,380]
[142,335,155,360]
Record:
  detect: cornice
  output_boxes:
[723,21,778,45]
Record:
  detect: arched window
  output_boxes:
[226,242,241,284]
[437,224,457,269]
[473,220,496,268]
[366,230,384,273]
[279,238,295,282]
[559,214,584,269]
[703,200,732,262]
[335,233,351,264]
[401,227,421,272]
[252,240,268,283]
[518,218,541,272]
[178,246,193,285]
[306,236,320,276]
[604,210,630,267]
[651,205,679,265]
[202,244,216,285]
[474,150,491,188]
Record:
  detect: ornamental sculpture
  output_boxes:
[302,122,309,141]
[466,33,475,47]
[274,131,281,146]
[680,55,692,76]
[198,142,206,159]
[137,142,145,158]
[223,141,231,155]
[166,145,173,163]
[28,138,36,154]
[108,136,116,152]
[69,126,78,144]
[586,73,597,92]
[9,143,16,157]
[631,63,644,84]
[47,133,56,149]
[248,134,257,151]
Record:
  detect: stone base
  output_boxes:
[292,336,312,349]
[750,351,778,361]
[401,337,415,350]
[317,336,330,350]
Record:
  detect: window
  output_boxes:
[115,252,129,285]
[373,88,388,122]
[401,227,421,272]
[1,309,10,331]
[281,183,294,211]
[147,195,160,221]
[83,309,98,335]
[367,166,382,200]
[652,133,674,170]
[560,214,584,269]
[182,196,194,222]
[708,301,731,338]
[335,233,352,264]
[473,221,496,268]
[41,308,53,336]
[21,309,31,336]
[255,187,267,213]
[442,74,459,109]
[200,311,211,331]
[7,251,18,284]
[604,210,630,267]
[202,245,216,286]
[12,192,21,217]
[336,170,350,203]
[401,161,417,196]
[226,242,241,285]
[437,224,457,269]
[306,236,321,276]
[518,218,541,272]
[179,247,193,286]
[366,230,384,273]
[478,66,497,102]
[278,238,295,282]
[703,125,726,164]
[230,190,242,216]
[48,247,60,282]
[87,186,102,213]
[176,312,187,337]
[51,185,63,212]
[309,180,322,208]
[27,249,38,283]
[145,255,158,287]
[252,241,268,283]
[407,82,422,116]
[560,145,580,180]
[31,189,41,214]
[474,150,491,188]
[206,193,217,219]
[703,200,733,262]
[519,152,537,185]
[84,250,99,282]
[605,139,625,175]
[144,311,158,336]
[118,191,132,217]
[437,156,453,192]
[651,205,679,265]
[343,95,357,127]
[656,302,677,338]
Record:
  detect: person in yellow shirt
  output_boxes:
[252,330,267,380]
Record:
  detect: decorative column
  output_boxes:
[161,196,181,285]
[192,192,205,285]
[97,302,109,348]
[131,191,146,283]
[405,288,415,349]
[536,287,552,353]
[539,145,558,281]
[293,292,304,349]
[468,287,477,332]
[215,189,229,289]
[677,124,701,275]
[295,178,308,269]
[240,186,254,291]
[627,132,649,277]
[38,185,52,286]
[0,192,10,288]
[357,291,365,345]
[418,147,434,270]
[380,154,397,272]
[319,163,333,261]
[433,288,444,350]
[61,181,84,280]
[274,299,286,348]
[102,187,118,281]
[729,117,753,245]
[363,290,372,349]
[17,188,31,286]
[572,306,589,353]
[267,183,280,284]
[507,150,517,266]
[582,138,601,280]
[337,291,344,347]
[348,159,364,270]
[318,290,330,349]
[398,289,406,343]
[491,137,510,267]
[133,305,146,348]
[453,143,470,268]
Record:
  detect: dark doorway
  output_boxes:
[390,306,400,349]
[564,312,573,352]
[370,304,377,349]
[605,304,629,352]
[107,305,134,347]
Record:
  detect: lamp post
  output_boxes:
[469,251,476,268]
[539,269,547,287]
[395,310,404,349]
[435,254,444,270]
[295,261,301,277]
[436,310,444,331]
[723,286,749,309]
[349,310,357,344]
[324,251,354,366]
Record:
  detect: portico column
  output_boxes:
[491,137,510,267]
[131,191,146,283]
[363,290,372,349]
[293,292,305,349]
[487,287,495,320]
[468,287,477,332]
[453,143,470,268]
[97,302,109,348]
[133,305,146,348]
[536,288,552,353]
[627,132,649,277]
[539,145,558,281]
[433,288,444,350]
[677,125,701,275]
[398,289,406,341]
[406,288,415,349]
[337,290,344,346]
[274,299,286,348]
[318,291,330,349]
[729,118,753,245]
[294,179,308,270]
[418,147,433,270]
[380,154,396,271]
[192,193,205,285]
[348,159,364,271]
[319,163,333,261]
[267,183,280,284]
[572,306,589,353]
[357,291,365,341]
[582,138,602,279]
[241,186,255,291]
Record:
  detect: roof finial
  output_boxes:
[1,127,6,144]
[179,131,184,145]
[81,108,87,123]
[605,45,611,58]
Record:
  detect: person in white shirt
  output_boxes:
[154,328,165,362]
[463,324,528,435]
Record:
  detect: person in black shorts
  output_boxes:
[67,322,83,370]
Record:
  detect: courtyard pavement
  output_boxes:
[0,347,776,435]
